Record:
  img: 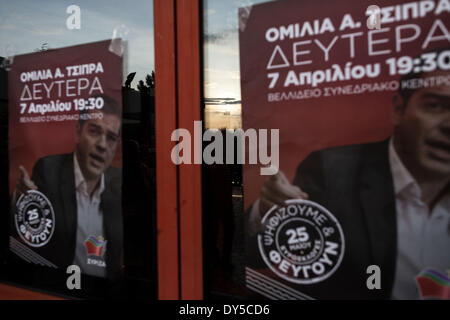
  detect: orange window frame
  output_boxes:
[155,0,203,300]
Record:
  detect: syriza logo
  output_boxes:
[85,235,107,257]
[85,235,107,267]
[15,190,55,247]
[258,199,345,284]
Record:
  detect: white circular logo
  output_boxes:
[258,199,345,284]
[15,190,55,248]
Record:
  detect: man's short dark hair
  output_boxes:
[78,94,122,128]
[398,46,449,106]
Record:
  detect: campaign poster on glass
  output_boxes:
[9,40,123,279]
[239,0,450,300]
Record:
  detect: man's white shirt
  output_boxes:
[389,138,450,299]
[73,153,107,277]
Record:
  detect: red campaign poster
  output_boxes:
[240,0,450,299]
[8,40,124,279]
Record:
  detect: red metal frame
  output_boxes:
[176,0,203,300]
[154,0,180,300]
[0,284,64,300]
[155,0,203,300]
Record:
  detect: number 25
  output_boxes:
[27,209,39,221]
[286,227,309,244]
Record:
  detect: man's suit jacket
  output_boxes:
[14,153,123,279]
[248,139,397,299]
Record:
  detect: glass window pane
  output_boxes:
[203,0,273,299]
[202,0,450,300]
[0,0,157,298]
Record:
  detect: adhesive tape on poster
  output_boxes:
[0,44,16,71]
[238,5,253,32]
[109,25,129,57]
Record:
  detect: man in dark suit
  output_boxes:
[250,67,450,299]
[12,95,123,279]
